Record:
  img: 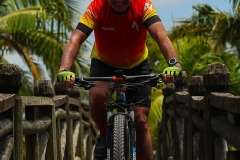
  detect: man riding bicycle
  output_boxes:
[57,0,182,159]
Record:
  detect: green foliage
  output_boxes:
[146,34,168,73]
[0,0,91,95]
[149,86,163,148]
[169,2,240,57]
[169,3,240,95]
[146,0,240,149]
[171,37,240,95]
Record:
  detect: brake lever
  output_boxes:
[75,79,95,90]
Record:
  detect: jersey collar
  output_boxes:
[111,6,130,16]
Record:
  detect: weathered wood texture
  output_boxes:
[0,64,22,160]
[158,63,240,160]
[2,62,240,160]
[0,64,98,160]
[0,63,22,93]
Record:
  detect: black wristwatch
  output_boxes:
[168,58,179,66]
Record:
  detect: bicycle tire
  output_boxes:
[113,114,127,160]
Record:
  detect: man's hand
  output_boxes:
[163,66,182,76]
[57,70,76,88]
[162,66,182,83]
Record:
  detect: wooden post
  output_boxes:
[162,83,175,160]
[203,63,230,160]
[24,103,38,160]
[54,82,68,159]
[68,86,81,160]
[174,71,188,160]
[33,80,57,160]
[0,63,23,160]
[54,82,70,159]
[188,76,205,160]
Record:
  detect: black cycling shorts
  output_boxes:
[90,58,152,108]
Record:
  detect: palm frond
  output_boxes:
[169,4,217,43]
[0,7,45,34]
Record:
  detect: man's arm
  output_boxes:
[59,29,88,71]
[147,21,180,67]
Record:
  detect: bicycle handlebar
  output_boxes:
[74,72,163,90]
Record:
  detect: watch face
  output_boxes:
[169,58,178,66]
[170,59,176,64]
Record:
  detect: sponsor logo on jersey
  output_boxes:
[102,27,115,31]
[144,3,152,11]
[86,8,95,16]
[132,20,139,31]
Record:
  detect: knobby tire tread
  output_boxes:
[113,114,126,160]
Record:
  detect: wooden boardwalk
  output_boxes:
[0,63,240,160]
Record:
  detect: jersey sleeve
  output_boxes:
[142,0,161,28]
[79,1,98,30]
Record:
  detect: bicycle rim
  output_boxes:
[113,114,127,160]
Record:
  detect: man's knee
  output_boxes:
[135,107,150,133]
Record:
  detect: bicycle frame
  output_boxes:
[74,70,163,160]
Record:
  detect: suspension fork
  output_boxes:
[106,103,113,160]
[128,104,136,160]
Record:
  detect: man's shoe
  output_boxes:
[94,134,107,159]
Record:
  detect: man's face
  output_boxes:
[108,0,131,12]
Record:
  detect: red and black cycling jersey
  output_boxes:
[76,0,161,68]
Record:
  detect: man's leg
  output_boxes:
[89,82,112,159]
[135,106,152,160]
[89,82,110,125]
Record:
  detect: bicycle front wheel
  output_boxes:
[113,114,127,160]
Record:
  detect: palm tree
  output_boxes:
[169,1,240,58]
[0,0,90,86]
[167,1,240,95]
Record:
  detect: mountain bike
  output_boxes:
[74,70,163,160]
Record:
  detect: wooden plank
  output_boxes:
[210,92,233,108]
[23,117,51,136]
[13,95,23,160]
[210,92,240,114]
[212,116,240,150]
[0,94,15,113]
[21,96,54,106]
[165,94,174,104]
[175,91,189,103]
[176,105,188,117]
[53,95,68,107]
[191,96,204,110]
[69,97,81,107]
[192,113,204,131]
[0,118,13,137]
[223,96,240,114]
[0,135,14,160]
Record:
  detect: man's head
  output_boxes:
[108,0,131,12]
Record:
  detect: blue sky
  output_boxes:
[151,0,232,30]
